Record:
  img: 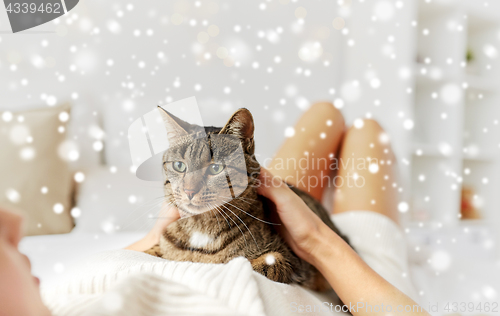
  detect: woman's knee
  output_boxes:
[345,118,386,144]
[306,102,345,129]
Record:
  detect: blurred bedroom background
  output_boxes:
[0,0,499,312]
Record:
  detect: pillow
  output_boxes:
[73,166,164,234]
[0,104,74,235]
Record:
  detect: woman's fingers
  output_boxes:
[257,168,297,207]
[126,203,180,252]
[0,208,24,248]
[258,168,314,227]
[160,203,181,222]
[157,203,180,226]
[257,168,327,263]
[150,203,180,239]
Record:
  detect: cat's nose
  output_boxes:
[184,189,198,200]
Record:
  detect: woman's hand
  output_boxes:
[126,202,180,252]
[0,208,52,316]
[257,167,340,265]
[258,167,430,316]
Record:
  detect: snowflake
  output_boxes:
[265,254,276,265]
[398,202,409,213]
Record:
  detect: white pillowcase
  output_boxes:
[74,166,164,234]
[0,104,74,236]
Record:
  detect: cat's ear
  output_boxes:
[157,106,191,140]
[220,108,255,153]
[220,108,254,140]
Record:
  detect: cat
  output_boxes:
[145,107,350,291]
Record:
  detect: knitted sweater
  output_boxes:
[42,250,337,316]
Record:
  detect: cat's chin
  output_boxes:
[178,204,210,217]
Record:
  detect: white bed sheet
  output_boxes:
[20,229,500,316]
[20,231,146,283]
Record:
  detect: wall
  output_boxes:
[0,0,343,170]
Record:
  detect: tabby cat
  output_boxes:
[145,107,349,291]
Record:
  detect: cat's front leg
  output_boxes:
[144,244,163,257]
[250,251,294,284]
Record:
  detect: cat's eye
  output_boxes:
[207,164,225,175]
[172,161,187,173]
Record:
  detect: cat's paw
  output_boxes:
[250,252,293,283]
[144,244,162,257]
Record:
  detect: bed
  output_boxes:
[20,231,144,282]
[20,222,500,315]
[21,231,347,316]
[15,110,500,316]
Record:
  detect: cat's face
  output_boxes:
[160,108,257,217]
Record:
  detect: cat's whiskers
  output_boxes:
[220,195,258,205]
[232,194,259,202]
[148,195,171,201]
[215,204,237,231]
[209,202,231,229]
[222,199,281,225]
[235,198,258,205]
[214,204,249,250]
[208,205,222,231]
[220,204,259,250]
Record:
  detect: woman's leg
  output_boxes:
[332,119,400,224]
[330,120,418,299]
[268,102,345,201]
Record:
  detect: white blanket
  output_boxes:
[42,250,340,316]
